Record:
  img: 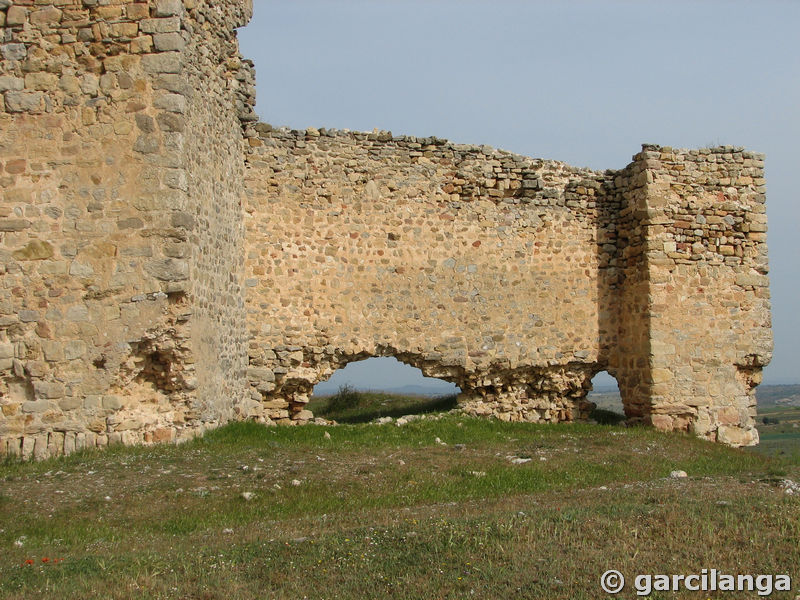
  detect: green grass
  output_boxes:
[1,414,798,599]
[308,387,459,423]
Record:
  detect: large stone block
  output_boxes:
[155,0,183,17]
[4,91,44,112]
[153,32,185,52]
[141,52,182,74]
[29,7,62,27]
[140,18,181,34]
[145,258,189,281]
[0,76,24,92]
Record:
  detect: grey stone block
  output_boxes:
[139,17,181,34]
[145,258,189,281]
[141,52,182,74]
[0,76,24,92]
[153,32,185,52]
[4,91,43,112]
[154,0,183,17]
[0,43,27,61]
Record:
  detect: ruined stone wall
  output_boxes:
[0,0,253,459]
[182,0,254,427]
[243,127,622,424]
[605,154,652,423]
[0,2,772,458]
[629,145,772,445]
[243,131,772,446]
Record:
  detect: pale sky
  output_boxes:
[239,0,800,388]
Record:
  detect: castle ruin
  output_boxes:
[0,0,773,459]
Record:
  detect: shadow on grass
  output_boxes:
[589,407,627,426]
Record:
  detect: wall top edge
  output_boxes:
[637,143,765,161]
[251,123,609,176]
[251,123,763,176]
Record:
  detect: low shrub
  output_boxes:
[326,384,362,413]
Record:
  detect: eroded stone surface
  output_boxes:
[0,1,772,458]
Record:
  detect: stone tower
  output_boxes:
[0,0,256,458]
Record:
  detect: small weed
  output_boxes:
[325,384,362,413]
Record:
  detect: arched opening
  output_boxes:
[588,370,625,425]
[309,357,461,423]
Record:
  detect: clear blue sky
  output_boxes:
[239,0,800,388]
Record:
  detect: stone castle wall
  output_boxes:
[1,1,772,458]
[242,131,772,446]
[0,0,254,459]
[606,146,771,445]
[633,146,771,445]
[243,127,619,424]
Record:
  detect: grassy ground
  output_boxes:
[1,403,798,599]
[308,388,458,423]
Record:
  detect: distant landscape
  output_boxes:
[313,380,461,398]
[313,383,800,458]
[316,382,800,409]
[754,384,800,407]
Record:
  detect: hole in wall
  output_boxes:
[309,357,461,423]
[167,290,187,304]
[588,370,625,425]
[127,341,183,394]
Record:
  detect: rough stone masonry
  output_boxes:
[0,0,772,459]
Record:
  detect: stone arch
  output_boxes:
[249,345,468,424]
[247,337,606,425]
[586,369,626,424]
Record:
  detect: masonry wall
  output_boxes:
[0,0,253,459]
[605,155,653,423]
[632,145,772,445]
[0,1,773,458]
[182,0,253,427]
[243,131,772,447]
[243,127,622,424]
